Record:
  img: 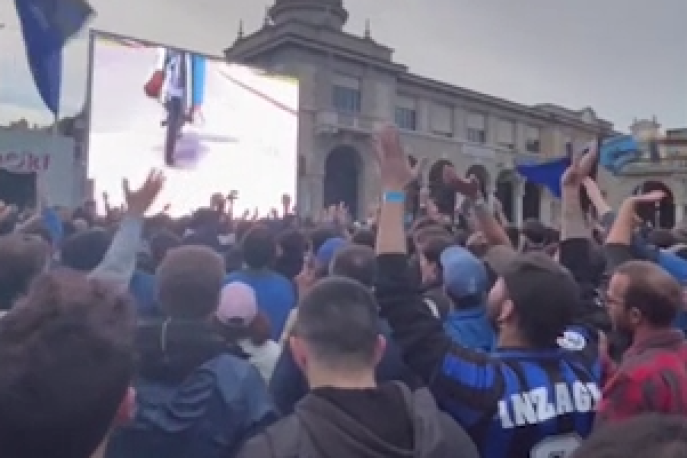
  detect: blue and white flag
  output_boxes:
[599,135,641,175]
[14,0,95,116]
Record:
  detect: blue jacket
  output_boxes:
[269,319,420,415]
[225,269,296,339]
[106,355,277,458]
[129,270,158,318]
[443,307,495,352]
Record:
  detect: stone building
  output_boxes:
[226,0,682,225]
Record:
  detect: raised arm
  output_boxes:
[374,127,494,398]
[89,170,164,289]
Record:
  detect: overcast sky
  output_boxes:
[1,0,685,130]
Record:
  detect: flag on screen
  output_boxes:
[14,0,95,116]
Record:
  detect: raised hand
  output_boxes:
[443,165,480,200]
[375,126,413,190]
[561,141,598,188]
[123,169,165,216]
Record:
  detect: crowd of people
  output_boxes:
[0,126,686,458]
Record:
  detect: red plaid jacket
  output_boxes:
[596,330,687,426]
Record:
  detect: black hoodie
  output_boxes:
[237,382,479,458]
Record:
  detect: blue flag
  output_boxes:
[599,135,641,175]
[516,156,571,199]
[14,0,94,116]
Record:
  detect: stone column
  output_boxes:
[453,107,467,141]
[417,99,431,132]
[539,190,552,225]
[675,202,684,227]
[307,173,325,218]
[359,139,380,220]
[513,178,524,226]
[676,178,687,227]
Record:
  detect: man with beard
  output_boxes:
[599,189,687,425]
[373,126,602,458]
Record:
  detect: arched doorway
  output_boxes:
[465,164,490,198]
[495,170,515,222]
[522,181,541,220]
[428,159,456,217]
[634,181,675,228]
[323,146,360,218]
[0,170,36,209]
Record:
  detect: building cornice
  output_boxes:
[225,20,615,134]
[397,73,613,132]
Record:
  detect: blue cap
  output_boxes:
[658,250,687,284]
[440,246,487,298]
[316,237,347,269]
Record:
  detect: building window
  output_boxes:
[395,107,417,130]
[332,74,361,114]
[430,103,453,137]
[332,85,361,113]
[564,136,573,156]
[497,119,515,149]
[395,95,417,130]
[526,126,540,153]
[467,112,486,143]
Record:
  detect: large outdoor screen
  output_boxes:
[87,32,299,215]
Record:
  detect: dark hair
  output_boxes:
[0,270,135,458]
[614,260,681,327]
[215,311,272,346]
[234,220,254,244]
[410,216,440,235]
[545,227,560,244]
[149,229,181,268]
[504,225,520,248]
[502,252,579,347]
[61,221,77,239]
[60,229,112,271]
[673,246,687,260]
[189,207,221,231]
[571,414,687,458]
[143,213,174,238]
[294,277,380,369]
[309,226,338,254]
[428,160,456,217]
[414,226,450,247]
[224,247,244,274]
[351,228,376,249]
[156,246,225,319]
[241,225,276,269]
[521,219,548,246]
[0,234,50,310]
[274,230,307,281]
[278,229,307,257]
[419,235,453,270]
[648,228,676,249]
[330,245,378,288]
[453,229,469,247]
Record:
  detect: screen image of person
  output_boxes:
[144,47,206,166]
[87,34,299,216]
